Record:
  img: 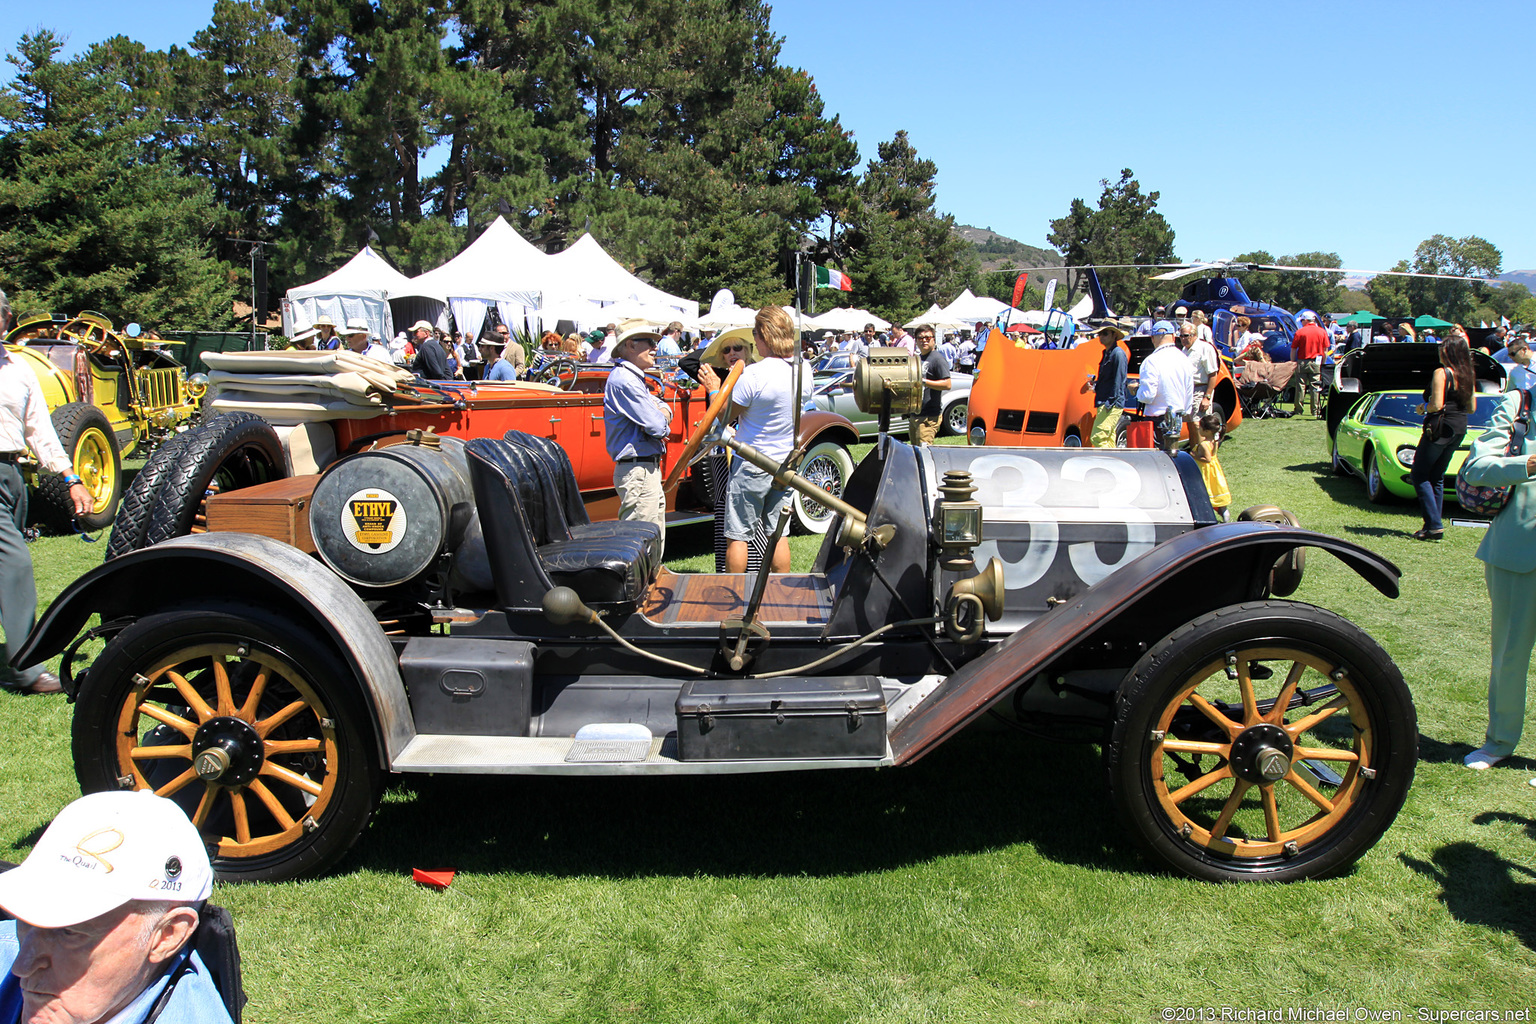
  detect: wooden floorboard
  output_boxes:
[641,568,831,625]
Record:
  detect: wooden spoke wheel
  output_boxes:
[663,360,743,493]
[1107,601,1415,883]
[73,609,378,882]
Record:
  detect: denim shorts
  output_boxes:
[724,460,789,542]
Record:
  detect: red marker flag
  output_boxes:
[1010,272,1028,310]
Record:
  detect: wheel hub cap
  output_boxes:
[1229,723,1294,784]
[191,716,263,785]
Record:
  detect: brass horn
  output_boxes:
[943,557,1006,643]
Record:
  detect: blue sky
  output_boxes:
[6,0,1532,272]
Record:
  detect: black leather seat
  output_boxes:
[465,438,656,610]
[501,431,664,566]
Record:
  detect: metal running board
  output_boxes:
[390,733,892,776]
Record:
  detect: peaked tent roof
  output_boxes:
[547,234,698,318]
[402,216,550,303]
[939,288,1029,325]
[286,246,417,302]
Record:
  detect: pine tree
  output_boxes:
[0,32,234,327]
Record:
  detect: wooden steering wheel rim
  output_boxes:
[663,360,744,493]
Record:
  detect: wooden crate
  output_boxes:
[205,475,320,552]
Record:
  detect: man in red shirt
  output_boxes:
[1291,311,1331,417]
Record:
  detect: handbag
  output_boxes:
[1455,388,1531,515]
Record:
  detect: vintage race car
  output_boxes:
[1329,391,1503,503]
[5,313,205,530]
[18,350,1416,886]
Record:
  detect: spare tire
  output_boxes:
[140,414,287,550]
[104,430,198,559]
[36,402,121,532]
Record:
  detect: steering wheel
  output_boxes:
[663,361,744,493]
[531,357,580,391]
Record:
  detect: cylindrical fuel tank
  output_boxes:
[309,436,474,588]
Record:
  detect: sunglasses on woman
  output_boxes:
[723,344,746,353]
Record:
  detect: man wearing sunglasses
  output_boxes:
[603,330,672,555]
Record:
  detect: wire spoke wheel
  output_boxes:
[1107,601,1415,882]
[790,441,854,534]
[75,609,378,882]
[115,643,338,858]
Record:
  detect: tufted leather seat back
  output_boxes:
[504,431,590,526]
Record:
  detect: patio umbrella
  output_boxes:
[1341,310,1385,325]
[1004,322,1041,334]
[1413,314,1455,329]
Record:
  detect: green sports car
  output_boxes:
[1329,390,1503,503]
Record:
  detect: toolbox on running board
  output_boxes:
[674,676,886,760]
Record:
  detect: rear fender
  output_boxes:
[889,522,1399,765]
[796,411,859,450]
[16,533,411,767]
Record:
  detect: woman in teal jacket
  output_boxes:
[1459,386,1536,774]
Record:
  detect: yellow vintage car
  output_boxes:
[4,312,205,529]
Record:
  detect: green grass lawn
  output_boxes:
[4,418,1535,1022]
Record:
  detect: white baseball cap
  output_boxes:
[0,790,213,928]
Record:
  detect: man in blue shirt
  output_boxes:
[1089,324,1129,447]
[604,330,672,555]
[657,322,684,359]
[0,790,233,1024]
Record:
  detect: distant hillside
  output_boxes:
[955,225,1063,273]
[1499,270,1536,290]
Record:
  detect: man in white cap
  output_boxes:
[1290,310,1330,417]
[0,790,232,1024]
[1135,319,1194,453]
[408,320,451,380]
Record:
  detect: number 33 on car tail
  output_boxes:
[919,446,1212,630]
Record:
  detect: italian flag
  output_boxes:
[814,264,852,291]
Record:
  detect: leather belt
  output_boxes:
[0,452,25,464]
[615,455,660,464]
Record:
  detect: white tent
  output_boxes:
[547,234,698,324]
[694,289,760,331]
[806,307,891,332]
[404,217,547,341]
[283,246,415,342]
[938,288,1030,326]
[904,303,971,331]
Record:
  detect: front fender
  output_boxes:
[17,533,412,767]
[890,522,1399,765]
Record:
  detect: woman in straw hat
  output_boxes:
[692,326,769,573]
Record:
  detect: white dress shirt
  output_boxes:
[0,358,70,472]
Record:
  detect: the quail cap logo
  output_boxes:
[74,827,125,873]
[165,856,182,879]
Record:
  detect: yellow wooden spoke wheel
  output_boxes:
[1107,602,1415,882]
[73,609,378,882]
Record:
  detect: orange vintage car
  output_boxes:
[967,326,1242,447]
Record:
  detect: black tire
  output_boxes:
[942,398,968,437]
[1363,449,1390,504]
[791,441,855,535]
[1114,413,1130,449]
[1330,435,1348,477]
[1106,601,1416,883]
[104,429,200,559]
[36,402,121,532]
[72,606,380,882]
[140,413,286,549]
